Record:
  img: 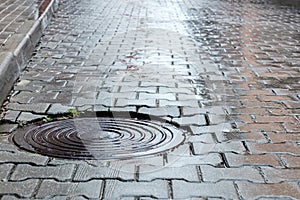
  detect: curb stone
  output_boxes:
[0,0,59,105]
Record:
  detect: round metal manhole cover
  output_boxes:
[12,117,185,160]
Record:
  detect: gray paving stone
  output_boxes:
[177,93,204,101]
[97,91,137,100]
[6,103,50,113]
[120,86,157,93]
[74,164,135,181]
[17,112,46,122]
[140,82,176,87]
[0,151,48,165]
[166,143,192,157]
[36,180,102,199]
[116,99,157,107]
[10,91,34,103]
[0,180,39,198]
[159,100,200,107]
[0,196,21,200]
[167,153,223,167]
[201,165,264,183]
[92,98,115,107]
[187,134,216,144]
[3,110,21,122]
[138,106,180,117]
[139,165,200,182]
[117,155,165,167]
[0,142,20,151]
[139,93,176,101]
[159,87,194,94]
[172,115,207,126]
[183,106,225,115]
[109,106,136,113]
[0,164,14,181]
[47,103,75,114]
[10,164,76,181]
[0,124,18,134]
[190,123,233,135]
[103,180,168,199]
[207,114,228,125]
[73,98,97,106]
[172,180,238,199]
[192,141,246,155]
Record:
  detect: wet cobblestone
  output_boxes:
[0,0,299,198]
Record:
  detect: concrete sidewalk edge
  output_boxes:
[0,0,60,105]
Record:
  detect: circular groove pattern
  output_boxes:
[12,118,185,160]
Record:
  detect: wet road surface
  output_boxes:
[0,0,299,198]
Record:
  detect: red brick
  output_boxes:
[267,132,300,143]
[225,153,281,167]
[268,108,295,115]
[283,101,300,109]
[241,101,283,108]
[259,95,293,102]
[239,95,258,101]
[255,115,297,123]
[262,168,300,183]
[234,108,268,115]
[280,155,300,168]
[247,90,273,95]
[238,115,253,123]
[247,142,300,154]
[237,182,300,199]
[238,123,283,132]
[217,132,267,143]
[283,123,300,133]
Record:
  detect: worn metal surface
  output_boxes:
[12,117,185,160]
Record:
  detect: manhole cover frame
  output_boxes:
[11,112,187,160]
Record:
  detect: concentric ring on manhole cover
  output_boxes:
[12,117,185,160]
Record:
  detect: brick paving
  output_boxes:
[0,0,300,199]
[0,0,58,105]
[0,0,37,46]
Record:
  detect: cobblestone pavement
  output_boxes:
[0,0,300,199]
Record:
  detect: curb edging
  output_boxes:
[0,0,59,105]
